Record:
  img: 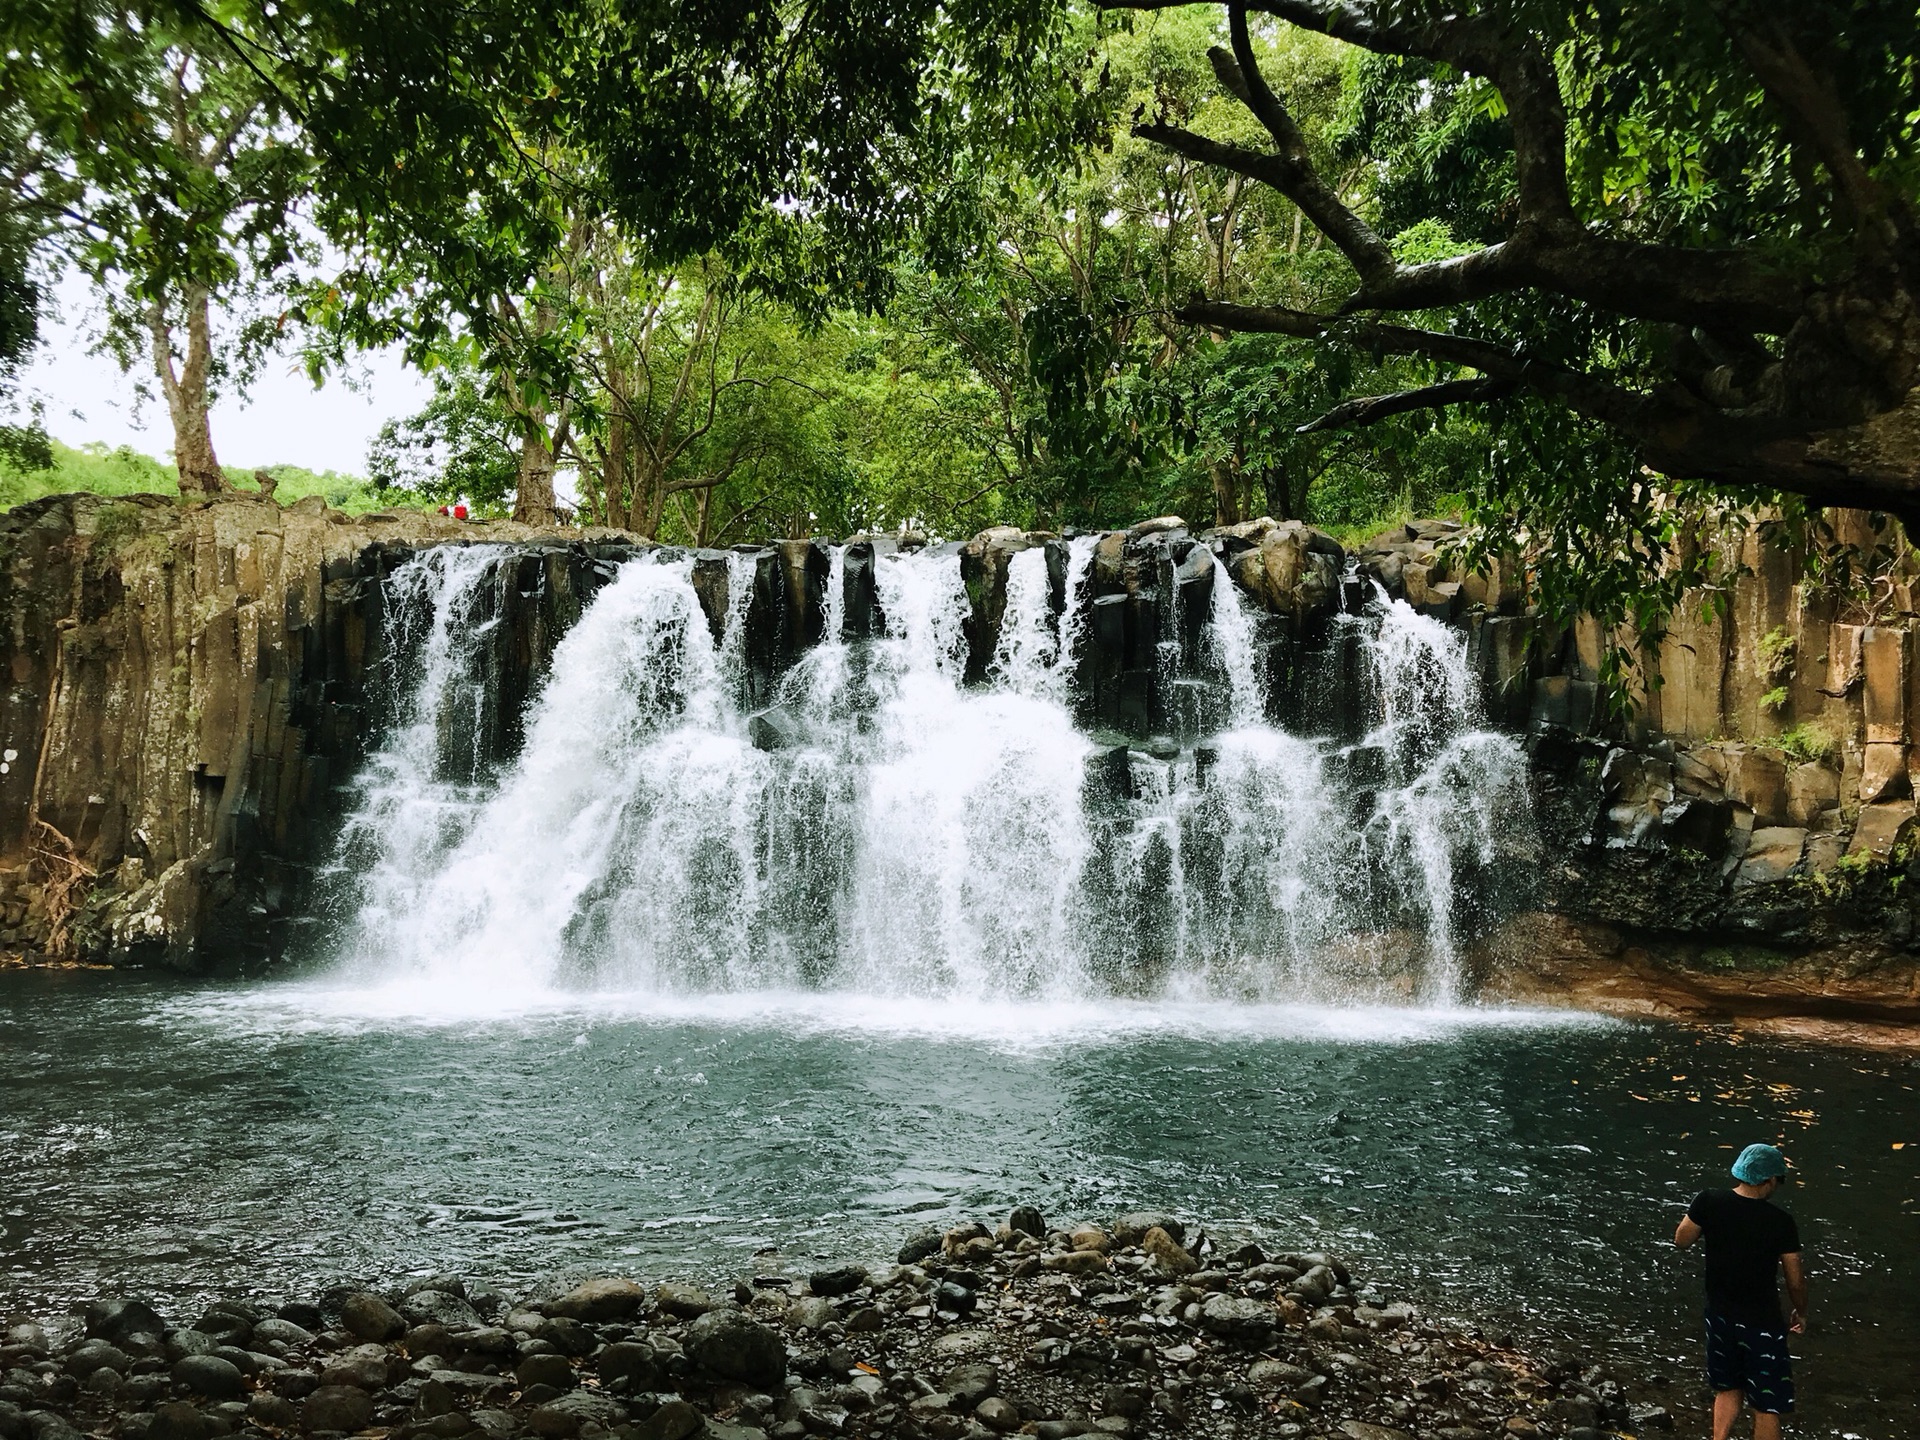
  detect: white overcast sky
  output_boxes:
[19,272,433,475]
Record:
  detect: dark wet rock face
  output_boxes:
[0,1210,1657,1440]
[0,500,1354,970]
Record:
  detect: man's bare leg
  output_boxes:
[1753,1411,1783,1440]
[1713,1389,1744,1440]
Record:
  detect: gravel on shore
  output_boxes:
[0,1209,1671,1440]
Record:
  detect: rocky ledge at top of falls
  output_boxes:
[0,1211,1669,1440]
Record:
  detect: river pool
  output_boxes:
[1,972,1915,1436]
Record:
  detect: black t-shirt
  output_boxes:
[1687,1188,1801,1327]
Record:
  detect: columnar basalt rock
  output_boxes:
[0,495,648,968]
[0,498,1351,969]
[8,488,1920,1015]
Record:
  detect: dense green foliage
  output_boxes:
[0,438,401,513]
[357,8,1488,545]
[7,0,1919,683]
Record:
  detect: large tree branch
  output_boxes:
[1179,297,1671,438]
[1135,123,1803,331]
[1296,376,1517,433]
[1176,298,1528,373]
[1214,5,1394,285]
[1716,11,1898,248]
[1126,0,1805,331]
[1228,1,1579,231]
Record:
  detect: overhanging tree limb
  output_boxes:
[1119,0,1807,331]
[1296,376,1518,432]
[1215,4,1394,286]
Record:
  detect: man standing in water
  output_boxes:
[1674,1143,1808,1440]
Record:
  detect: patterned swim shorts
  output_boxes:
[1704,1312,1795,1414]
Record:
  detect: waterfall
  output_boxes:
[326,541,1532,1006]
[992,548,1061,697]
[322,546,509,945]
[992,536,1097,702]
[1206,551,1266,729]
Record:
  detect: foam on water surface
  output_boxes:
[161,979,1612,1049]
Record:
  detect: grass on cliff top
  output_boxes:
[0,439,432,516]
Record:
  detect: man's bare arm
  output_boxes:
[1781,1252,1808,1332]
[1675,1215,1703,1248]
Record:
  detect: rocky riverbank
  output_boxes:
[0,1213,1666,1440]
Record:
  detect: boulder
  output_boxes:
[746,708,804,753]
[144,1403,210,1440]
[1860,741,1912,803]
[1140,1227,1197,1276]
[684,1310,786,1390]
[22,1416,79,1440]
[171,1355,245,1399]
[318,1351,389,1390]
[514,1354,576,1391]
[975,1398,1021,1433]
[1198,1294,1273,1344]
[338,1293,406,1343]
[537,1318,596,1357]
[1130,516,1187,537]
[942,1222,991,1258]
[1852,800,1918,856]
[1786,762,1840,826]
[1111,1213,1184,1248]
[249,1317,314,1348]
[807,1266,867,1298]
[896,1228,943,1265]
[528,1392,626,1439]
[785,1298,834,1331]
[1722,746,1789,826]
[653,1284,713,1320]
[398,1290,482,1330]
[248,1395,301,1429]
[1224,522,1343,624]
[1006,1206,1046,1239]
[637,1400,704,1440]
[62,1341,131,1378]
[302,1385,375,1433]
[1067,1225,1110,1254]
[85,1301,167,1345]
[193,1308,253,1347]
[595,1342,662,1392]
[1736,828,1807,887]
[547,1278,646,1323]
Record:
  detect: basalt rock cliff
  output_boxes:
[1,490,1917,1035]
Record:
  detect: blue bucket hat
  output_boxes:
[1731,1143,1788,1183]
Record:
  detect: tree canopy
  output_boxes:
[8,0,1920,644]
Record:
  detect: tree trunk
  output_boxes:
[645,471,669,540]
[1263,465,1291,521]
[602,411,628,530]
[514,430,557,526]
[150,286,222,496]
[624,460,663,540]
[513,404,572,527]
[1210,456,1240,527]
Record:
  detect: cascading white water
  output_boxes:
[1206,551,1267,729]
[992,535,1097,702]
[331,541,1531,1005]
